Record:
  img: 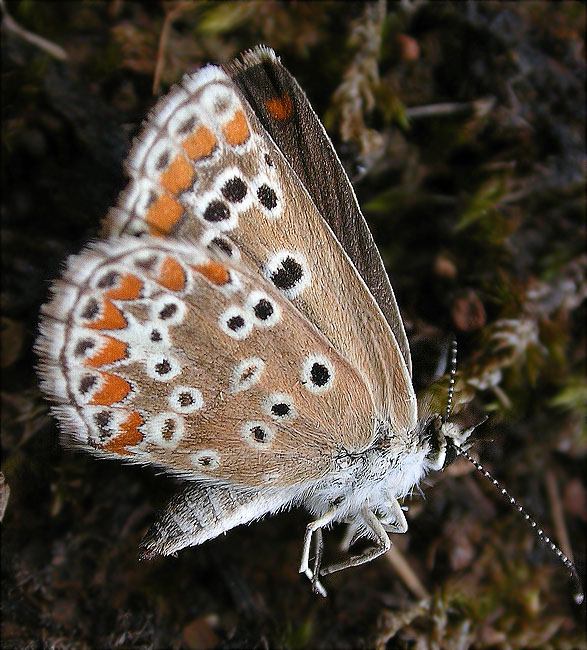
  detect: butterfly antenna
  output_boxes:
[443,339,458,423]
[454,443,584,605]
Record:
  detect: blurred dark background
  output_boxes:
[1,2,585,648]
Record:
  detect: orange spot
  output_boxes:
[87,300,127,330]
[104,411,144,455]
[223,110,250,146]
[145,194,183,235]
[158,256,186,291]
[160,155,195,194]
[192,261,230,286]
[265,95,293,121]
[90,372,131,405]
[105,273,142,301]
[85,336,128,368]
[182,126,216,160]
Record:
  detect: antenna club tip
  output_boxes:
[573,591,584,605]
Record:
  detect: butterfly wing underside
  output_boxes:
[104,50,417,432]
[225,46,412,378]
[36,237,375,489]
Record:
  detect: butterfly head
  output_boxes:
[420,413,477,472]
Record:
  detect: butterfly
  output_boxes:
[36,45,474,596]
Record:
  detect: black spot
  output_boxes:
[270,256,303,291]
[221,177,247,203]
[241,366,255,382]
[257,184,278,210]
[210,237,233,257]
[199,455,212,466]
[134,255,158,271]
[150,329,162,342]
[227,315,245,331]
[79,375,97,395]
[94,410,112,431]
[253,299,274,321]
[271,403,290,417]
[155,150,171,170]
[264,153,274,167]
[155,359,172,375]
[162,418,175,440]
[97,271,119,288]
[74,339,95,356]
[252,426,267,443]
[214,96,230,113]
[203,200,230,222]
[310,363,330,387]
[159,303,177,320]
[81,298,100,320]
[177,116,196,135]
[178,391,193,407]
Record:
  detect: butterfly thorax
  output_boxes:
[302,418,437,522]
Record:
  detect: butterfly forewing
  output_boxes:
[105,51,416,433]
[225,46,412,378]
[36,237,375,487]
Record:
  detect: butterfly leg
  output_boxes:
[299,508,338,579]
[320,507,390,576]
[379,498,408,534]
[310,529,327,597]
[339,521,360,553]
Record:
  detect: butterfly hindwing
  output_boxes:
[36,236,375,487]
[105,51,417,432]
[225,46,412,378]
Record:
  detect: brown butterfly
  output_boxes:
[38,46,580,599]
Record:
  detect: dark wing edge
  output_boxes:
[224,45,412,377]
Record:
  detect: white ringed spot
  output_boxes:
[145,412,184,448]
[246,290,281,328]
[191,449,221,471]
[168,386,204,414]
[241,420,276,449]
[145,353,182,382]
[230,357,265,393]
[252,174,282,219]
[264,250,310,299]
[301,354,335,394]
[219,306,253,340]
[150,295,186,326]
[262,393,296,421]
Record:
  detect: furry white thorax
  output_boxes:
[302,419,434,522]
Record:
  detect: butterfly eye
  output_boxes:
[241,421,275,448]
[168,386,204,414]
[230,357,265,393]
[301,354,335,394]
